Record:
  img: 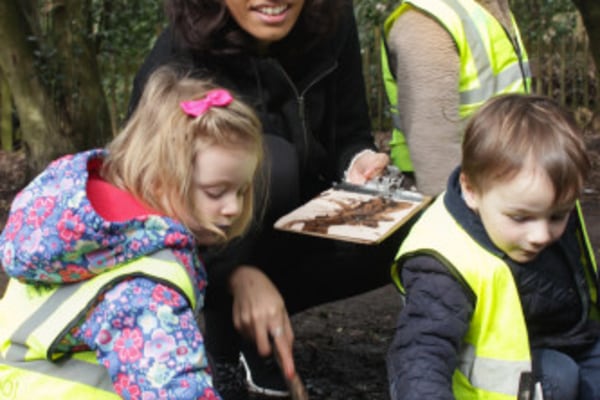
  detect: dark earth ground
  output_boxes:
[0,120,600,399]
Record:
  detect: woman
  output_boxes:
[129,1,405,396]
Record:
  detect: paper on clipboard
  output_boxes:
[274,185,431,244]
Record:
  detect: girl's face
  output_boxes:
[461,160,574,263]
[193,142,258,245]
[224,0,305,47]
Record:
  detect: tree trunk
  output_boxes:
[1,74,12,151]
[0,0,113,176]
[0,0,75,175]
[50,0,113,148]
[572,0,600,103]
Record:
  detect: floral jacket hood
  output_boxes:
[0,149,205,296]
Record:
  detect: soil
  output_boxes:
[1,120,599,399]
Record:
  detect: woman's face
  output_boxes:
[224,0,305,46]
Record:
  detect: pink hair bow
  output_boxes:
[180,89,234,117]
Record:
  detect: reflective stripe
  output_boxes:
[5,284,79,361]
[441,0,530,108]
[1,351,115,392]
[458,343,530,395]
[8,249,195,360]
[391,113,402,131]
[0,249,197,397]
[461,61,530,104]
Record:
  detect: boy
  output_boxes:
[387,94,600,400]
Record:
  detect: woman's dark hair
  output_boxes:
[164,0,343,56]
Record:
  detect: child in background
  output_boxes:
[387,94,600,400]
[0,66,263,399]
[380,0,530,196]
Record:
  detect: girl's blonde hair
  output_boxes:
[103,66,264,242]
[462,93,589,206]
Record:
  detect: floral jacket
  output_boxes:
[0,149,220,399]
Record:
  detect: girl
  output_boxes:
[0,66,263,399]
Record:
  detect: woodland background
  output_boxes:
[1,2,600,399]
[0,0,598,181]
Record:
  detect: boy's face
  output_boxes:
[460,161,574,263]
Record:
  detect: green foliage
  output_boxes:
[354,0,396,48]
[93,0,166,125]
[9,0,597,140]
[354,0,398,130]
[354,0,395,26]
[510,0,578,43]
[30,34,65,104]
[25,1,165,126]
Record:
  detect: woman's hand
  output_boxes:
[229,265,296,379]
[345,150,390,184]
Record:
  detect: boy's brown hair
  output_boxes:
[103,66,264,242]
[462,93,590,205]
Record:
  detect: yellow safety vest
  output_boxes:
[0,249,197,399]
[381,0,532,172]
[392,195,597,399]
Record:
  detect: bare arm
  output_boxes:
[388,10,463,196]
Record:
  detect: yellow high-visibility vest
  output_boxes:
[381,0,531,171]
[392,195,597,399]
[0,249,197,399]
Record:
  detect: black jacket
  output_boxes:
[387,168,600,400]
[129,2,376,285]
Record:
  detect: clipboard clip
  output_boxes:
[334,166,424,203]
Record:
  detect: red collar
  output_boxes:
[86,158,158,222]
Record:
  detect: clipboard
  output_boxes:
[274,182,431,244]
